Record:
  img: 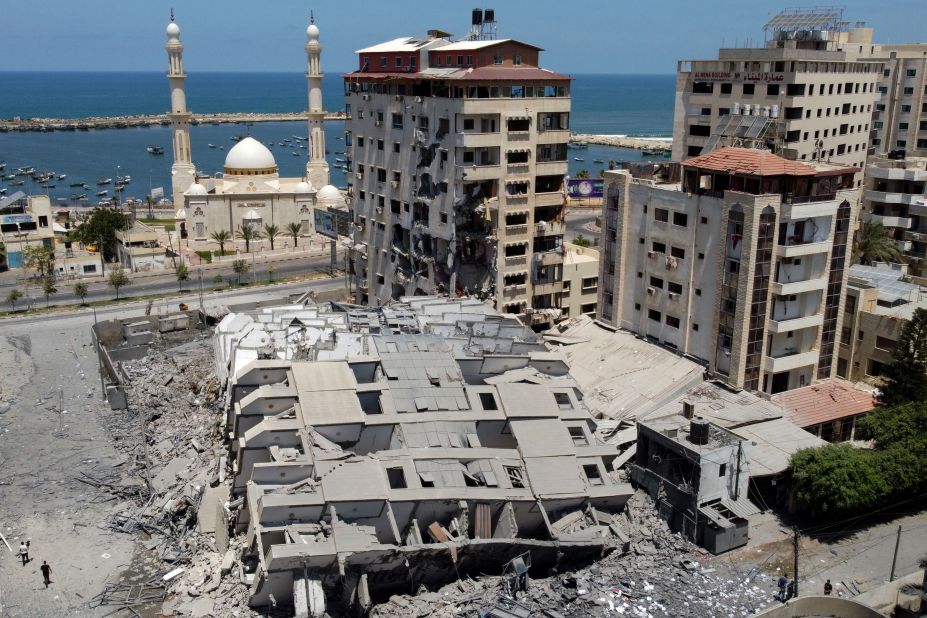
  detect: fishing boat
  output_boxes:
[219,146,225,150]
[0,161,5,171]
[208,143,216,148]
[573,157,585,162]
[2,173,14,180]
[16,167,35,175]
[96,190,108,196]
[0,188,7,195]
[97,178,112,185]
[292,152,299,156]
[231,135,244,142]
[117,175,131,184]
[76,194,87,200]
[82,184,91,190]
[69,181,84,187]
[335,158,345,163]
[57,174,67,180]
[41,183,56,189]
[641,149,664,157]
[593,159,604,163]
[147,145,164,155]
[10,180,25,186]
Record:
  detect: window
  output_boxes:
[719,463,727,477]
[377,139,384,151]
[665,315,680,328]
[393,142,400,153]
[648,309,661,322]
[720,83,732,94]
[634,303,641,311]
[742,83,755,95]
[379,56,387,67]
[767,84,780,96]
[900,122,909,130]
[581,277,598,289]
[693,323,699,331]
[695,288,701,296]
[395,56,402,68]
[670,246,685,259]
[504,466,525,488]
[583,464,603,486]
[387,467,407,489]
[466,55,472,66]
[457,55,464,65]
[698,252,705,260]
[652,241,666,253]
[568,426,588,446]
[668,282,683,294]
[392,113,403,129]
[479,392,498,410]
[650,276,664,289]
[673,212,688,227]
[902,105,912,113]
[513,55,522,65]
[493,55,502,65]
[357,136,365,148]
[907,69,917,77]
[654,208,669,222]
[554,392,572,409]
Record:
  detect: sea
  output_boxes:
[0,72,674,204]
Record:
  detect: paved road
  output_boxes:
[1,250,345,309]
[565,207,600,245]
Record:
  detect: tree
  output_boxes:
[41,276,58,307]
[211,229,231,256]
[267,265,277,283]
[175,263,190,291]
[575,169,590,179]
[70,208,129,262]
[212,274,224,289]
[237,224,258,253]
[286,222,302,248]
[878,307,927,406]
[232,259,249,285]
[6,288,23,311]
[22,244,55,278]
[573,234,591,248]
[852,219,902,265]
[262,223,281,251]
[107,268,130,299]
[73,282,89,305]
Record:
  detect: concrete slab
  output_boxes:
[196,484,230,533]
[152,456,193,494]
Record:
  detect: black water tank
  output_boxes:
[484,9,495,22]
[472,8,483,25]
[689,416,710,445]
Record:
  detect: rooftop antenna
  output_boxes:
[170,7,174,22]
[310,9,314,24]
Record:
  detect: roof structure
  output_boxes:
[344,66,571,81]
[355,36,439,54]
[849,264,922,305]
[437,38,543,52]
[772,379,876,429]
[683,147,818,177]
[763,8,848,34]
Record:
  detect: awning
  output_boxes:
[506,148,532,154]
[506,114,531,121]
[721,496,761,519]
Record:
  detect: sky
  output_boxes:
[6,0,927,74]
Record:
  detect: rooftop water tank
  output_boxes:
[689,416,710,446]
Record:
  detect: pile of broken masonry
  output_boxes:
[372,492,777,618]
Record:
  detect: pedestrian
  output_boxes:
[824,579,833,596]
[18,540,30,566]
[40,561,52,588]
[777,573,790,601]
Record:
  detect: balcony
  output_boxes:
[504,224,530,237]
[502,284,528,300]
[457,164,500,182]
[537,129,570,144]
[779,240,832,258]
[506,163,531,176]
[533,281,563,295]
[772,276,827,296]
[862,211,912,229]
[897,240,913,252]
[781,200,839,220]
[536,160,568,175]
[867,164,927,182]
[535,191,565,207]
[504,255,528,268]
[536,251,563,267]
[765,350,819,373]
[865,190,924,207]
[535,220,565,236]
[767,313,824,334]
[455,132,501,148]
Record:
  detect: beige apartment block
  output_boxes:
[560,242,599,319]
[870,44,927,156]
[859,155,927,277]
[597,148,860,395]
[346,11,570,329]
[673,9,882,171]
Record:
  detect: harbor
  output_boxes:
[571,132,673,152]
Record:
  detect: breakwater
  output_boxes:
[0,111,347,133]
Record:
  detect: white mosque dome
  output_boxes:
[307,23,320,41]
[224,137,278,175]
[186,182,207,196]
[317,184,342,203]
[166,22,180,40]
[294,181,314,194]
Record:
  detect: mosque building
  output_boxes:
[166,13,345,245]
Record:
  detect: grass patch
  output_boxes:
[138,218,176,231]
[195,249,236,264]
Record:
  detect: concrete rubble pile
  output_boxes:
[371,492,775,618]
[92,331,274,617]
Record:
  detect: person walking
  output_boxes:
[40,561,52,588]
[18,540,30,566]
[777,573,790,601]
[824,579,833,596]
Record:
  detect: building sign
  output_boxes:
[743,72,785,83]
[694,71,785,83]
[314,208,337,239]
[2,215,33,225]
[567,178,604,198]
[693,72,733,81]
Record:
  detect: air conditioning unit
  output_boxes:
[390,180,399,189]
[375,120,382,127]
[647,250,656,258]
[355,173,364,180]
[669,292,679,300]
[394,95,403,102]
[647,286,657,295]
[376,207,383,215]
[415,96,423,104]
[362,94,370,101]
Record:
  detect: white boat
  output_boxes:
[97,178,112,185]
[208,143,216,148]
[96,190,108,196]
[57,174,67,180]
[573,157,585,162]
[292,152,299,156]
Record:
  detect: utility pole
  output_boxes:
[792,526,800,598]
[329,239,336,276]
[890,525,902,582]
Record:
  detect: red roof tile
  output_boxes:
[771,379,876,429]
[683,147,818,177]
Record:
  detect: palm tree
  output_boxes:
[575,169,590,179]
[237,224,258,253]
[262,223,281,251]
[286,222,302,248]
[853,219,902,265]
[211,229,231,256]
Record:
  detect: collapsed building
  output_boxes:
[214,296,633,614]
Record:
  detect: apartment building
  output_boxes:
[560,242,599,319]
[859,155,927,277]
[0,193,55,270]
[214,296,632,613]
[345,10,571,329]
[870,44,927,156]
[597,147,860,395]
[673,9,881,170]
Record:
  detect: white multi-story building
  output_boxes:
[597,148,860,394]
[345,11,571,328]
[870,43,927,156]
[673,9,881,171]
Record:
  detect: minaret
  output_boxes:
[165,11,196,204]
[305,12,330,188]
